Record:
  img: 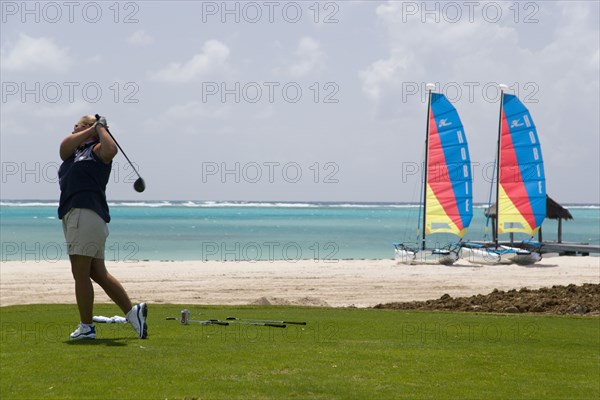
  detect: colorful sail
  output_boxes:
[425,93,472,237]
[498,94,546,235]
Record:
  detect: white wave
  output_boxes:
[0,201,59,207]
[182,202,318,208]
[0,200,415,209]
[5,199,594,210]
[271,203,317,208]
[107,201,173,207]
[565,205,600,209]
[334,203,420,209]
[199,202,418,208]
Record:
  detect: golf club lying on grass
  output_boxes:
[210,319,286,328]
[226,317,307,325]
[165,317,286,328]
[95,114,145,193]
[165,317,229,326]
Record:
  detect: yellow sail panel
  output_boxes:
[425,183,468,237]
[497,185,539,235]
[498,94,546,234]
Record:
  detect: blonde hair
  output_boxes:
[78,115,96,127]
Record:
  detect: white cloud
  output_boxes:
[359,1,599,201]
[358,55,417,102]
[359,2,525,108]
[0,102,30,137]
[1,33,71,73]
[0,100,89,138]
[85,55,102,64]
[143,100,231,135]
[252,105,275,120]
[31,100,90,118]
[362,1,598,105]
[288,37,326,77]
[127,30,154,46]
[149,40,231,83]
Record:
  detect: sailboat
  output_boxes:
[461,84,546,265]
[395,84,473,265]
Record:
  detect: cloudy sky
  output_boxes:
[1,1,598,203]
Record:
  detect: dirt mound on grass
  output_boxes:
[374,284,600,315]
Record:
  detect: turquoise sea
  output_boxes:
[1,201,599,262]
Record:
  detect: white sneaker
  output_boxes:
[127,303,148,339]
[70,323,96,340]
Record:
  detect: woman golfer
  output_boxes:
[58,115,147,340]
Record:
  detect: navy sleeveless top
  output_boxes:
[58,139,112,222]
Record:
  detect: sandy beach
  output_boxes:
[1,256,598,308]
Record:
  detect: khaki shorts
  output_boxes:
[62,208,109,259]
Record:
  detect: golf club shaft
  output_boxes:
[95,115,142,179]
[227,317,306,325]
[168,317,286,327]
[212,319,286,328]
[194,319,229,326]
[105,128,142,179]
[166,317,228,326]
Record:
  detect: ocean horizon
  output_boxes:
[1,200,599,262]
[3,199,600,208]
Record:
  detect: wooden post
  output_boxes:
[558,218,563,243]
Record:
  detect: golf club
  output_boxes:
[165,317,229,326]
[95,114,145,193]
[226,317,306,325]
[212,319,286,328]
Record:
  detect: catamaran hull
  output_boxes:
[460,246,542,265]
[460,247,502,264]
[395,249,416,264]
[395,249,459,265]
[502,247,542,265]
[394,91,472,268]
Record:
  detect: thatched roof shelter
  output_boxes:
[484,195,573,242]
[545,196,574,220]
[484,195,573,220]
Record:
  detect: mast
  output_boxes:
[421,83,435,251]
[495,84,508,247]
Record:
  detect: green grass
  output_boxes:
[1,305,598,399]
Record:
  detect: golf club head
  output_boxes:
[134,177,146,193]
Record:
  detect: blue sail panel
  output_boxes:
[425,93,473,236]
[498,94,546,233]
